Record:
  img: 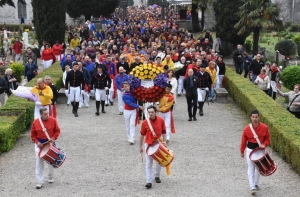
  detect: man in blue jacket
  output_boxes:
[78,61,91,108]
[115,67,129,115]
[122,81,144,145]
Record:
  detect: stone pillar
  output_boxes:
[22,32,28,48]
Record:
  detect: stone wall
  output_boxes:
[0,0,33,24]
[271,0,300,24]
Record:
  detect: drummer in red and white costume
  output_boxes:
[122,81,144,144]
[140,105,166,189]
[158,83,175,143]
[240,110,270,195]
[31,108,61,189]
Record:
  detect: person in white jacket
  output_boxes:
[167,70,177,110]
[254,68,270,94]
[63,65,71,105]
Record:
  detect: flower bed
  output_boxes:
[225,66,300,174]
[0,62,63,153]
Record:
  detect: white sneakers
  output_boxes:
[36,183,43,189]
[36,179,54,189]
[48,179,54,183]
[128,139,134,145]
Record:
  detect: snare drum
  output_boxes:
[249,148,277,176]
[146,141,174,167]
[38,143,66,168]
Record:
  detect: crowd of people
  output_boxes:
[0,4,299,195]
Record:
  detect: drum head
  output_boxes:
[39,143,50,157]
[147,141,160,155]
[249,148,265,161]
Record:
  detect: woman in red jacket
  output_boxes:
[52,41,64,61]
[41,43,56,70]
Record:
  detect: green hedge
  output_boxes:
[225,66,300,174]
[0,62,63,153]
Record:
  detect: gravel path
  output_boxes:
[0,95,300,197]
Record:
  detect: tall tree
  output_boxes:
[191,0,213,32]
[213,0,250,46]
[0,0,25,7]
[32,0,66,46]
[234,0,282,55]
[66,0,120,21]
[191,0,201,32]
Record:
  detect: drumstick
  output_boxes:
[141,152,143,163]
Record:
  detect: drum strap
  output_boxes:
[38,118,51,141]
[249,124,262,147]
[146,118,156,137]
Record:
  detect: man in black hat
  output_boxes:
[90,64,111,115]
[65,62,85,117]
[194,64,212,116]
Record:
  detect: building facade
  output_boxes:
[0,0,75,25]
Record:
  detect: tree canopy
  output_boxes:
[32,0,66,46]
[234,0,282,55]
[213,0,250,46]
[66,0,120,20]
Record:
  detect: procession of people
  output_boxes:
[2,4,292,196]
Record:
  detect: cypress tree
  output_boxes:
[32,0,66,46]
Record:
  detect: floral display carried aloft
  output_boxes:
[130,63,164,80]
[128,64,168,102]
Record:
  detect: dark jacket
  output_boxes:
[250,59,265,75]
[195,71,212,89]
[24,62,38,77]
[4,74,18,94]
[216,62,226,75]
[183,76,199,98]
[49,84,58,105]
[23,52,37,65]
[116,61,130,74]
[91,72,111,89]
[65,70,85,89]
[233,49,244,63]
[81,67,91,85]
[243,55,253,71]
[0,76,7,94]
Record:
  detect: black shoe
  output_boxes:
[110,101,113,106]
[72,110,75,114]
[105,103,109,106]
[155,177,161,183]
[95,111,99,116]
[178,94,181,97]
[145,183,152,189]
[188,117,192,121]
[74,112,78,117]
[193,116,197,121]
[200,111,203,116]
[102,110,106,113]
[210,99,214,103]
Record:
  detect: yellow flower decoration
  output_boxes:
[156,70,160,74]
[130,72,133,75]
[132,68,136,71]
[134,74,139,77]
[143,65,148,69]
[136,70,140,74]
[149,71,153,75]
[139,67,143,71]
[152,68,156,72]
[144,70,148,74]
[140,72,144,76]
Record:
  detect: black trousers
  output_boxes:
[290,111,300,119]
[186,96,197,118]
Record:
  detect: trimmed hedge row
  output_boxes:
[225,66,300,174]
[0,62,63,153]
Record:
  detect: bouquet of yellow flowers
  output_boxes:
[130,63,164,80]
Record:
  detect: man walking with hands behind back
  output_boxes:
[240,110,270,195]
[184,69,199,121]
